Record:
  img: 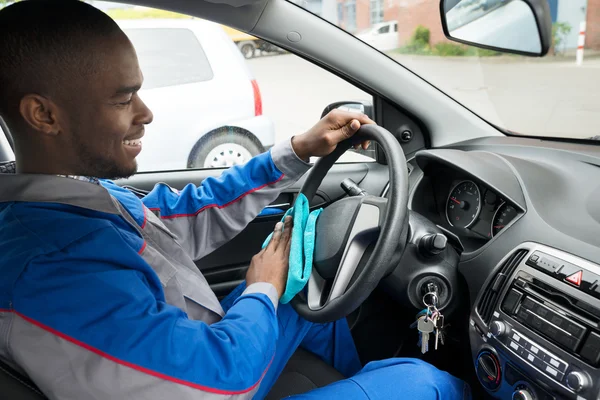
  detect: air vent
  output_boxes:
[477,249,528,324]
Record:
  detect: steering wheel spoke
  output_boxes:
[328,199,384,302]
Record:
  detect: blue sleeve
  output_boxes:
[140,140,311,261]
[13,227,279,394]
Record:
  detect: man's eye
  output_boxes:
[119,99,133,106]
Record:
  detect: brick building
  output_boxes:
[587,0,600,49]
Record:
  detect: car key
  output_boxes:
[417,316,434,354]
[434,313,444,350]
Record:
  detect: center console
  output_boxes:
[469,243,600,399]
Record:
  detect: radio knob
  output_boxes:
[512,389,534,400]
[490,321,506,338]
[566,371,588,393]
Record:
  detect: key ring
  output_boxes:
[423,291,439,308]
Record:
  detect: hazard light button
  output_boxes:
[566,271,583,287]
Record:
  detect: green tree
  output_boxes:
[552,22,572,55]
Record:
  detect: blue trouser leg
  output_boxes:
[220,283,361,399]
[286,358,472,400]
[221,283,470,400]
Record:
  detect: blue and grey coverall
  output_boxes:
[0,139,470,399]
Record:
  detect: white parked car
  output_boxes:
[356,21,399,52]
[117,19,275,171]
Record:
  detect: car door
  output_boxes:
[101,7,426,299]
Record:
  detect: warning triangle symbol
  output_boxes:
[566,270,583,287]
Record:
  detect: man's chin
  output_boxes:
[94,161,138,180]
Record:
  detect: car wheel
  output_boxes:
[191,131,263,169]
[240,43,256,59]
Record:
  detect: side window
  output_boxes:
[98,3,374,173]
[378,25,390,34]
[124,28,214,89]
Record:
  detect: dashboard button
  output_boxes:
[532,354,547,370]
[565,270,583,287]
[542,354,568,373]
[557,262,580,281]
[580,331,600,365]
[521,297,535,311]
[516,307,530,323]
[554,331,580,352]
[530,315,544,330]
[502,289,523,315]
[564,320,586,339]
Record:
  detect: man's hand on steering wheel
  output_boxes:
[291,110,375,161]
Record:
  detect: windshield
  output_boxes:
[291,0,599,140]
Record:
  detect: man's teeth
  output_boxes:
[123,139,142,146]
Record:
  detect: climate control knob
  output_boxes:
[490,321,506,338]
[566,371,588,393]
[512,389,533,400]
[476,351,502,391]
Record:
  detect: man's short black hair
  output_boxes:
[0,0,121,128]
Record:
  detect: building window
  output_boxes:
[370,0,384,25]
[345,0,357,32]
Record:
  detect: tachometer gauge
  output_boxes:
[491,202,518,237]
[446,180,481,228]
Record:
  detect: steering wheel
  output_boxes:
[291,124,410,323]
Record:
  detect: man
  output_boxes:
[0,1,470,399]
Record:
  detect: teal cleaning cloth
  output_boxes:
[262,193,322,304]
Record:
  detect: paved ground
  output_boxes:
[248,52,600,146]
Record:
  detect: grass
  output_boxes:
[105,8,192,20]
[396,42,502,57]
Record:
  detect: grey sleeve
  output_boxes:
[144,138,311,262]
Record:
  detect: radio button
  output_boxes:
[544,365,564,381]
[564,320,586,339]
[502,289,522,314]
[580,331,600,365]
[542,354,568,373]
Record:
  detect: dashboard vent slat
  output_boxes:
[477,249,528,324]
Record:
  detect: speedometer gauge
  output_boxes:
[446,180,481,228]
[491,203,518,237]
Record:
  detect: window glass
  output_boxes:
[296,0,599,140]
[57,2,375,172]
[378,25,390,34]
[124,28,214,89]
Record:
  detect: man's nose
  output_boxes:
[135,97,153,125]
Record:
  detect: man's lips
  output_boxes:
[123,131,144,146]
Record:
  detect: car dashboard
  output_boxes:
[404,136,600,400]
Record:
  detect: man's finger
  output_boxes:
[362,140,371,150]
[329,110,375,126]
[328,119,361,145]
[280,216,293,248]
[268,221,283,250]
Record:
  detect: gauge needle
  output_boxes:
[450,197,461,205]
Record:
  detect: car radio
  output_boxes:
[469,243,600,400]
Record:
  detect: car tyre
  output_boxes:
[239,42,256,59]
[191,131,263,169]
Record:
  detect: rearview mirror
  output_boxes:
[440,0,552,56]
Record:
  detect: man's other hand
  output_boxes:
[246,216,293,298]
[291,110,375,161]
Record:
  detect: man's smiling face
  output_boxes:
[57,33,154,179]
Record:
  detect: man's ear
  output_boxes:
[18,94,62,136]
